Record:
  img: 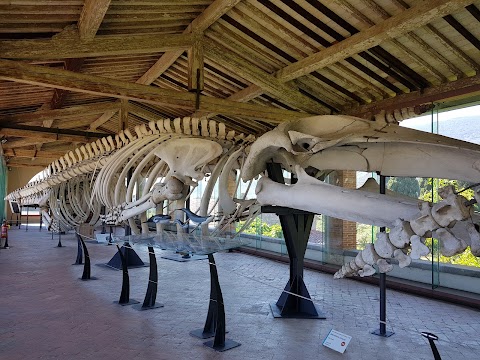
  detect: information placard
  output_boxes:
[322,329,352,354]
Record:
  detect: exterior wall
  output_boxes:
[6,166,43,220]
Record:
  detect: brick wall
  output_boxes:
[326,170,357,250]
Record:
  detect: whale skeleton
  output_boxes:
[240,115,480,278]
[6,114,480,278]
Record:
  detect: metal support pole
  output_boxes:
[372,174,394,337]
[57,229,63,247]
[101,205,106,234]
[115,244,139,306]
[421,332,442,360]
[39,214,42,232]
[124,168,133,237]
[25,206,28,231]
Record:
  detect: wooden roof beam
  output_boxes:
[0,102,120,125]
[2,138,57,149]
[0,124,108,143]
[5,158,51,168]
[3,148,67,160]
[275,0,473,82]
[346,74,480,119]
[0,60,309,123]
[0,32,195,59]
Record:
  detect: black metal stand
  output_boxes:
[191,254,240,352]
[107,226,113,245]
[73,233,83,265]
[79,235,97,280]
[56,229,63,248]
[2,234,9,249]
[371,175,394,337]
[101,206,106,234]
[114,244,139,306]
[39,216,42,232]
[421,332,442,360]
[133,246,163,311]
[25,206,28,231]
[264,162,326,319]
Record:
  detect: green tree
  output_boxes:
[418,178,479,268]
[387,176,420,198]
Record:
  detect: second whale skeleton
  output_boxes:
[6,114,480,277]
[7,117,260,239]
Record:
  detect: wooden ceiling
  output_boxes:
[0,0,479,168]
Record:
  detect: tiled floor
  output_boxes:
[1,227,479,360]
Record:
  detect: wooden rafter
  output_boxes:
[78,0,112,41]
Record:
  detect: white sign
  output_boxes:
[322,329,352,354]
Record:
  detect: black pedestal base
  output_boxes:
[190,329,215,339]
[203,339,241,352]
[132,302,164,311]
[161,254,207,262]
[114,299,140,306]
[371,329,395,337]
[97,263,149,271]
[79,276,98,281]
[269,302,326,319]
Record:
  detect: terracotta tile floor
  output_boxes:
[0,227,479,360]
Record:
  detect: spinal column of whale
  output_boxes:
[6,118,260,237]
[240,115,480,278]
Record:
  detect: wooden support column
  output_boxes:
[188,35,204,93]
[120,99,129,131]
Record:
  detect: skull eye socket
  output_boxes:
[292,141,315,152]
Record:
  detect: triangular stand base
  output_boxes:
[190,329,215,339]
[114,299,140,306]
[203,339,241,352]
[103,244,146,270]
[79,277,98,281]
[132,303,164,311]
[371,329,394,337]
[270,302,326,319]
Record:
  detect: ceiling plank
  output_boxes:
[0,102,120,125]
[275,0,473,82]
[205,41,329,114]
[136,0,242,86]
[0,32,195,59]
[78,0,112,41]
[0,59,309,123]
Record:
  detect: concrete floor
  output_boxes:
[1,227,479,360]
